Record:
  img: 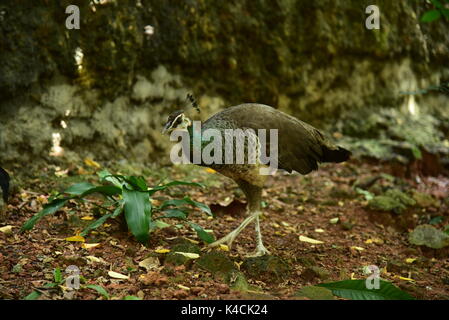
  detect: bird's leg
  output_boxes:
[241,180,270,257]
[207,213,257,249]
[247,213,271,257]
[208,180,270,255]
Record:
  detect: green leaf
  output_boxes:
[85,284,110,299]
[429,216,444,225]
[123,188,152,244]
[430,0,443,9]
[80,185,122,197]
[64,182,96,196]
[126,176,148,191]
[160,197,212,216]
[97,169,112,180]
[421,9,441,22]
[64,182,121,198]
[441,8,449,19]
[444,225,449,235]
[411,145,422,160]
[53,268,62,283]
[112,202,124,218]
[149,220,171,231]
[148,180,205,196]
[21,198,68,231]
[124,295,142,300]
[355,188,374,201]
[24,283,57,300]
[317,280,415,300]
[24,290,42,300]
[102,174,149,191]
[98,170,123,188]
[189,222,215,244]
[185,197,213,216]
[80,213,113,237]
[295,286,335,300]
[158,208,188,220]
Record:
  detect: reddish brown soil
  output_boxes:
[1,160,448,300]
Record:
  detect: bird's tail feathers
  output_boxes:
[321,146,351,163]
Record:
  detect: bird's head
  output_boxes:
[161,110,192,135]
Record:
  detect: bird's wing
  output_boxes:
[205,104,347,174]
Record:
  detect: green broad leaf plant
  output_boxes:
[21,170,214,245]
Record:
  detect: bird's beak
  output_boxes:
[161,123,170,135]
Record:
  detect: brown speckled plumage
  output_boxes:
[164,103,350,256]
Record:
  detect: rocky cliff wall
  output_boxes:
[0,0,447,165]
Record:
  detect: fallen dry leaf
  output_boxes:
[177,284,190,291]
[155,249,170,254]
[0,225,13,235]
[174,252,200,259]
[138,257,160,271]
[85,256,107,264]
[65,235,85,242]
[365,238,384,245]
[108,271,129,280]
[84,158,101,168]
[81,243,100,249]
[395,275,415,282]
[299,235,324,244]
[329,218,339,224]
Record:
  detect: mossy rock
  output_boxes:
[408,225,449,249]
[164,242,201,266]
[296,256,317,268]
[195,252,236,275]
[385,189,416,206]
[295,286,335,300]
[368,189,416,214]
[329,185,354,199]
[412,191,440,208]
[225,270,258,293]
[386,259,413,274]
[241,255,291,281]
[301,266,330,281]
[340,221,354,230]
[338,109,447,163]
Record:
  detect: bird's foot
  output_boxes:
[204,214,257,251]
[246,244,271,257]
[206,230,239,250]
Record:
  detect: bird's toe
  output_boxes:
[246,246,271,257]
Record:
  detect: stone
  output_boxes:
[301,266,330,281]
[164,242,201,267]
[412,191,439,208]
[195,252,235,275]
[409,225,449,249]
[226,270,253,293]
[295,286,335,300]
[241,255,291,281]
[368,189,415,214]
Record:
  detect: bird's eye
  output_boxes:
[174,118,182,126]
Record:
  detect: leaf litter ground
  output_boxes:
[0,159,448,300]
